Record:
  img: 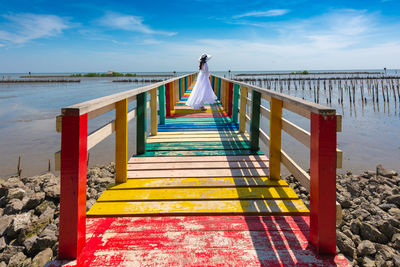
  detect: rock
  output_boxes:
[336,230,356,259]
[23,235,37,255]
[379,203,397,211]
[392,233,400,249]
[6,212,31,239]
[4,199,23,214]
[393,255,400,267]
[31,247,52,267]
[387,195,400,207]
[0,245,24,264]
[375,244,395,261]
[0,216,13,236]
[357,240,376,256]
[32,229,57,253]
[362,256,376,267]
[0,262,5,267]
[389,208,400,218]
[350,219,361,235]
[377,164,398,178]
[352,208,371,220]
[7,252,26,267]
[22,258,32,267]
[35,201,56,216]
[18,213,52,244]
[346,183,361,197]
[6,188,26,200]
[0,237,5,251]
[360,222,389,244]
[378,221,398,240]
[87,198,96,211]
[43,184,59,200]
[24,192,45,210]
[1,178,24,190]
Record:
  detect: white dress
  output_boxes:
[186,62,217,109]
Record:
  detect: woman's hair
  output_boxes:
[199,56,206,70]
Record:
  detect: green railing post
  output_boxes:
[158,85,165,125]
[250,90,261,152]
[179,79,182,100]
[137,92,146,155]
[232,84,240,123]
[217,78,221,100]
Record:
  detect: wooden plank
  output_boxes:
[150,88,157,135]
[250,90,261,152]
[149,130,242,135]
[337,148,343,169]
[336,114,342,132]
[145,141,251,151]
[281,150,310,191]
[158,85,165,125]
[239,86,248,133]
[135,150,264,157]
[165,83,171,117]
[282,118,310,148]
[87,103,115,120]
[127,161,269,170]
[115,99,128,183]
[127,168,269,178]
[87,120,115,151]
[56,115,62,132]
[136,92,146,155]
[283,101,311,119]
[127,108,136,122]
[87,199,309,216]
[232,84,240,123]
[97,186,300,202]
[147,132,249,138]
[128,155,269,163]
[108,177,286,189]
[147,137,249,143]
[269,97,283,180]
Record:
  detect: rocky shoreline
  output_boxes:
[0,163,399,266]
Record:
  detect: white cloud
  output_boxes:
[97,12,177,36]
[0,13,70,45]
[234,9,289,19]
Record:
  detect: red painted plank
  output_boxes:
[168,112,228,118]
[59,114,88,260]
[310,113,337,255]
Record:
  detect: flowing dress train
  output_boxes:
[186,62,217,109]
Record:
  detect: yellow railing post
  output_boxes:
[115,98,128,183]
[239,86,248,133]
[269,97,283,180]
[150,88,157,136]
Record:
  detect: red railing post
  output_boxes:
[310,113,337,255]
[59,113,88,259]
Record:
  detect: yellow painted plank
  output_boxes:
[97,187,299,202]
[127,168,269,178]
[87,199,309,216]
[127,161,268,170]
[108,177,288,189]
[128,155,268,163]
[146,136,249,143]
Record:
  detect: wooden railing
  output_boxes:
[210,74,342,255]
[55,73,197,259]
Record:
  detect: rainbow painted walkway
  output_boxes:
[54,82,349,266]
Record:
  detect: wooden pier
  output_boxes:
[53,73,348,266]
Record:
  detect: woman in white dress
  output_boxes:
[186,54,217,111]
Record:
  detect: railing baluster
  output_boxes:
[165,83,171,117]
[115,99,128,183]
[150,88,157,136]
[232,84,240,123]
[228,82,233,117]
[239,86,248,133]
[217,78,221,100]
[269,97,283,180]
[170,82,175,114]
[179,78,182,100]
[158,85,166,124]
[59,113,87,259]
[250,90,261,151]
[310,113,337,254]
[136,92,146,155]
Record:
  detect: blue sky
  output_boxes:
[1,0,400,72]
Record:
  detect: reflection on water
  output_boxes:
[0,71,399,178]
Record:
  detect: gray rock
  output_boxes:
[389,208,400,218]
[0,262,5,267]
[387,195,400,207]
[392,233,400,249]
[1,178,24,190]
[375,244,395,261]
[6,188,26,200]
[6,212,32,239]
[18,213,52,244]
[357,240,376,256]
[32,230,57,253]
[4,199,23,214]
[393,255,400,267]
[22,258,32,267]
[389,218,400,229]
[362,256,376,267]
[0,245,24,264]
[7,252,26,267]
[360,222,389,244]
[378,221,398,240]
[379,203,398,211]
[353,208,371,220]
[35,201,56,216]
[23,235,37,255]
[24,192,45,210]
[377,164,398,178]
[43,184,59,200]
[350,219,361,235]
[337,230,356,259]
[347,183,361,197]
[87,198,96,211]
[0,216,13,236]
[0,237,5,252]
[31,248,52,267]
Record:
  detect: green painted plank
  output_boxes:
[232,84,240,123]
[250,90,261,152]
[158,85,165,125]
[137,92,146,155]
[135,149,264,157]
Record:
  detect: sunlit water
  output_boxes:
[0,71,399,178]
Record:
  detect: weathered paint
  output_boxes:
[115,99,128,183]
[269,97,283,180]
[232,83,240,123]
[165,83,171,117]
[136,92,146,155]
[239,86,248,133]
[158,85,166,125]
[250,90,261,152]
[150,88,157,136]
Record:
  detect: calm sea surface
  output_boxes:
[0,70,399,178]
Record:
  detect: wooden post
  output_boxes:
[137,92,146,155]
[59,113,87,259]
[217,78,221,100]
[150,88,157,136]
[185,77,188,91]
[165,83,171,117]
[250,90,261,151]
[170,82,175,114]
[239,86,248,133]
[179,79,182,100]
[115,99,128,183]
[228,82,233,117]
[232,84,239,123]
[158,85,165,124]
[310,113,337,255]
[269,97,283,180]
